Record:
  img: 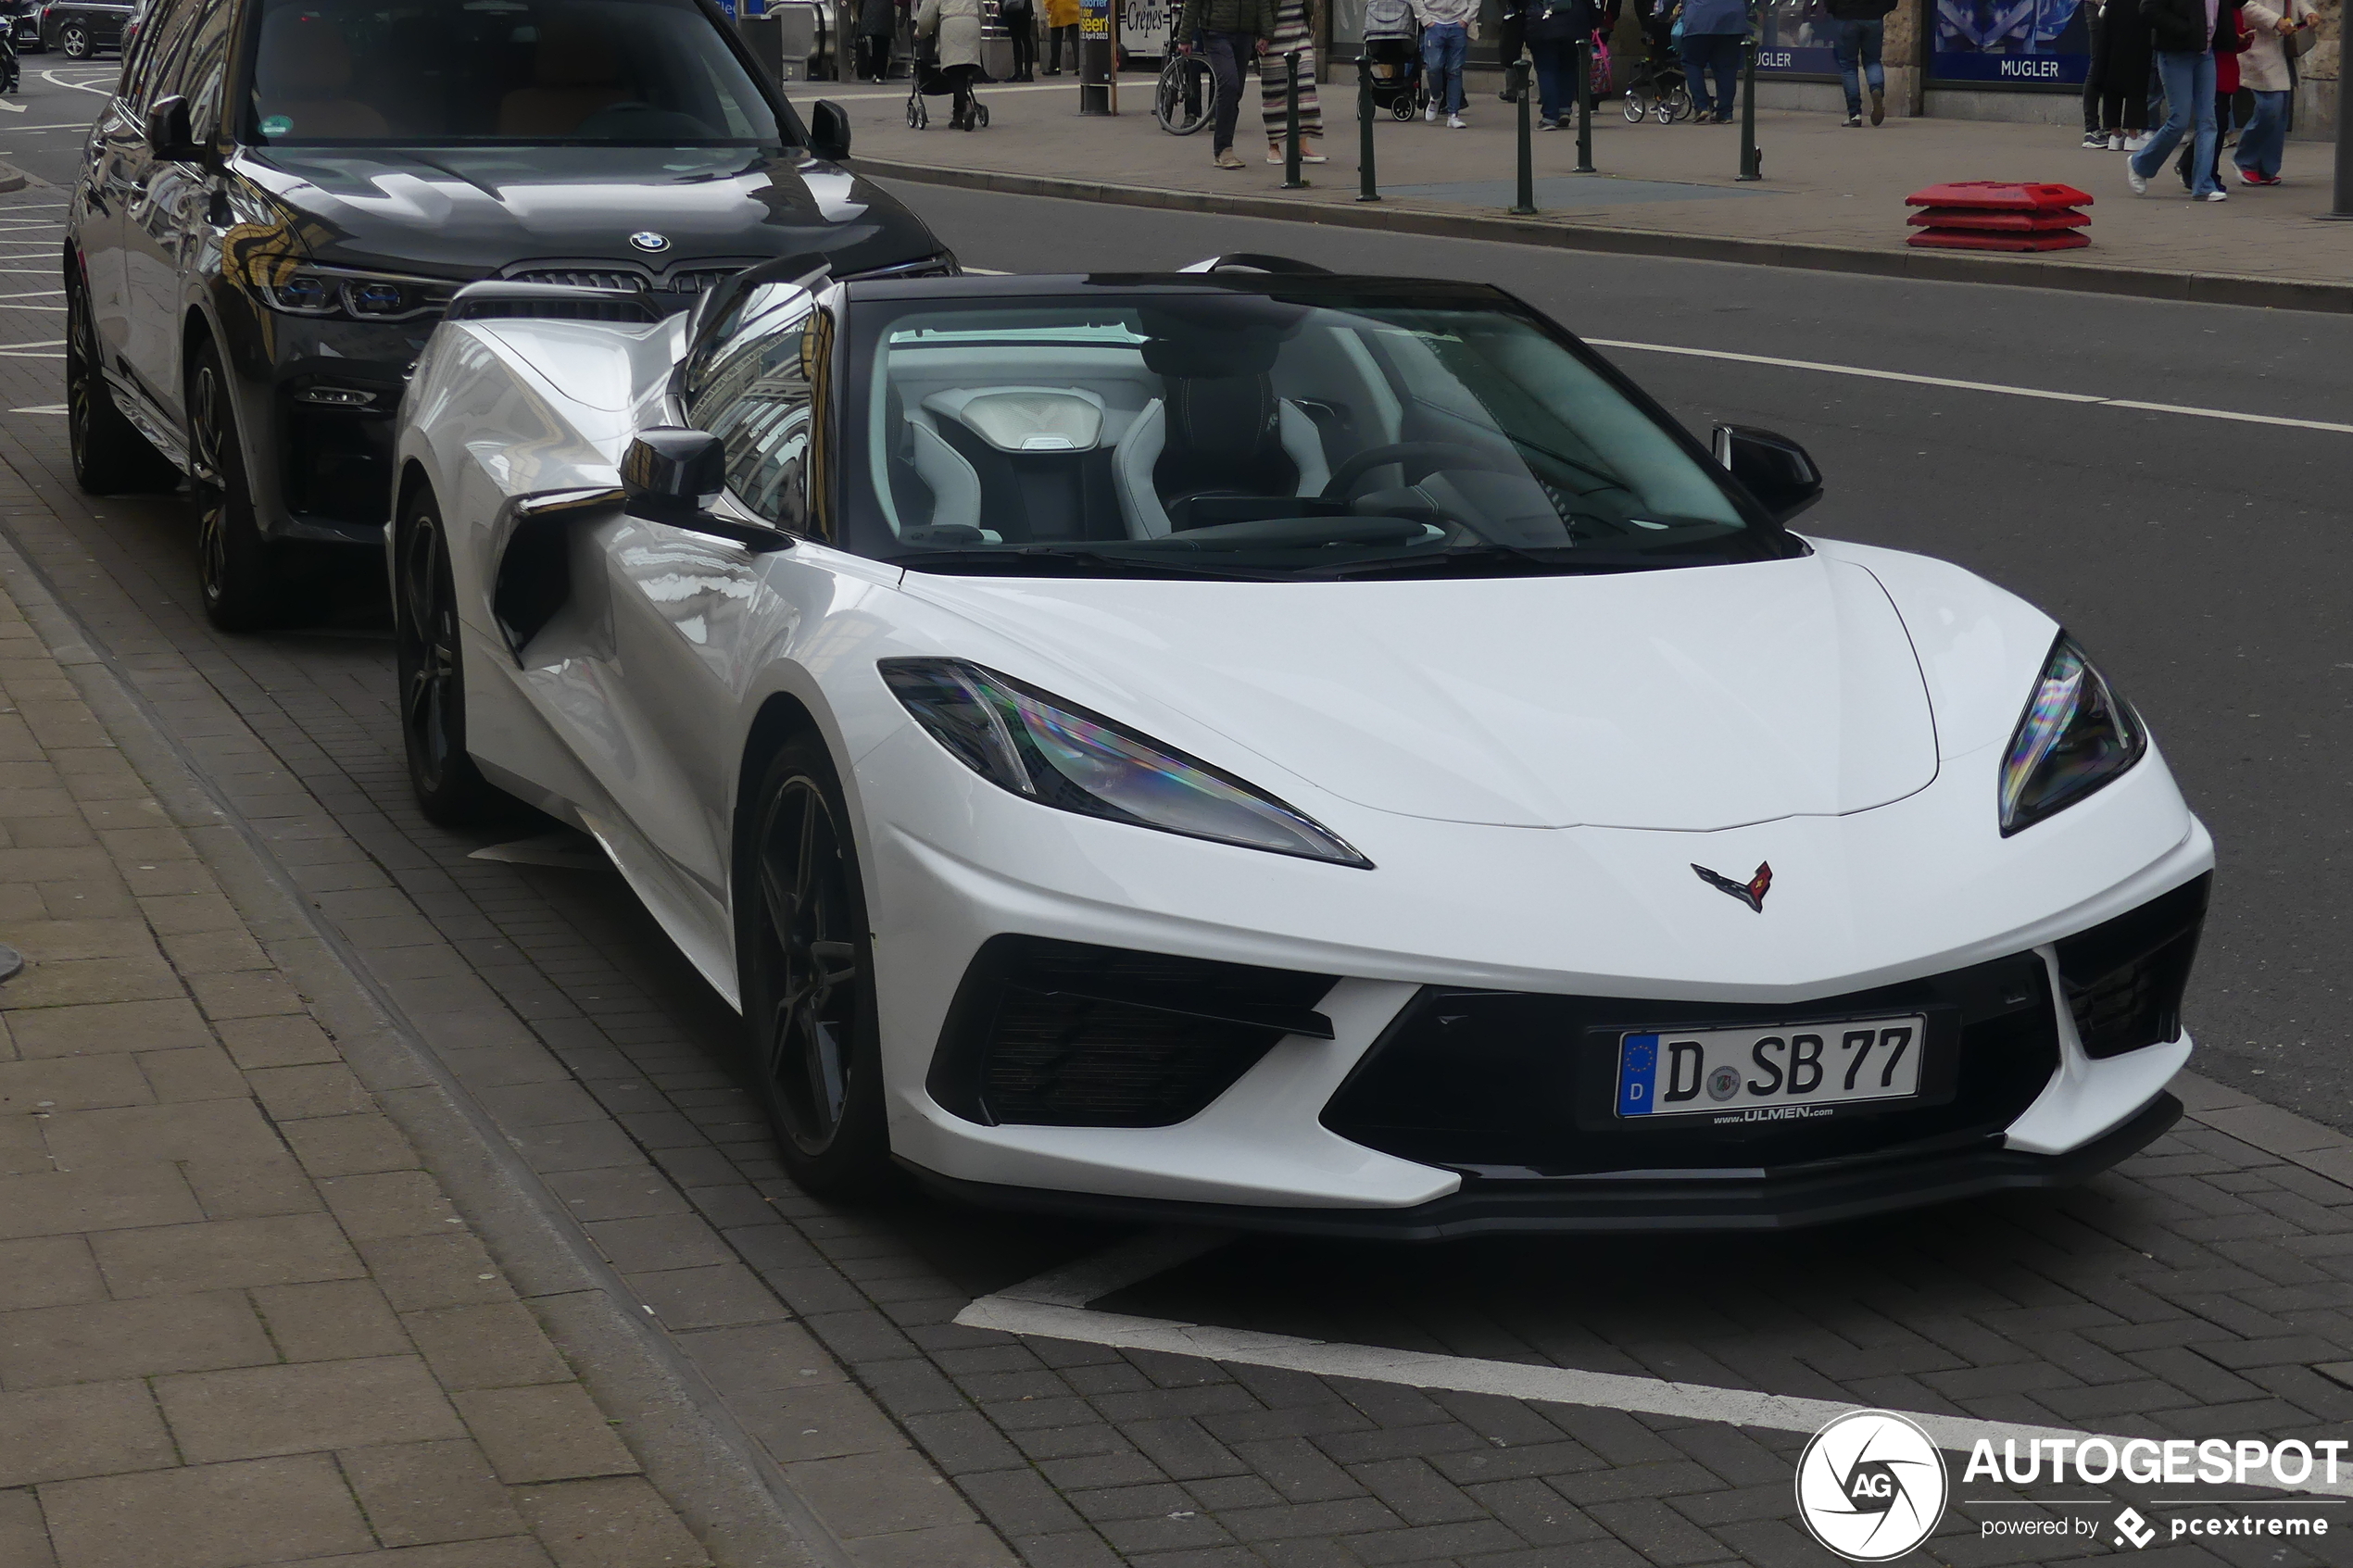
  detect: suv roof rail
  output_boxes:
[1176,254,1334,276]
[447,281,662,324]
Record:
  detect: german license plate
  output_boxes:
[1615,1015,1928,1123]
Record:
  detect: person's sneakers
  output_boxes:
[2125,161,2148,194]
[1425,105,1439,121]
[2201,187,2229,201]
[2122,132,2150,151]
[1869,87,1884,125]
[1214,147,1246,169]
[1712,111,1732,123]
[1538,116,1559,129]
[2082,129,2109,149]
[1843,114,1861,127]
[1554,114,1572,129]
[1448,111,1466,128]
[2240,168,2281,186]
[2108,132,2124,149]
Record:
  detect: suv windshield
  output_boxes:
[243,0,784,145]
[812,283,1778,581]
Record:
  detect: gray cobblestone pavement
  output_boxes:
[7,172,2353,1568]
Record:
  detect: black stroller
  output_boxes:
[905,43,991,128]
[1620,29,1691,121]
[1360,0,1424,121]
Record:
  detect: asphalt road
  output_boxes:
[874,177,2350,1126]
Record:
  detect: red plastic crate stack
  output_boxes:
[1904,181,2093,252]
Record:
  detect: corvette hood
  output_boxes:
[900,557,1941,831]
[230,145,933,279]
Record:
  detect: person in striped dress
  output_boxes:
[1260,0,1327,161]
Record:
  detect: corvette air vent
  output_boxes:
[927,936,1338,1128]
[2055,872,2209,1060]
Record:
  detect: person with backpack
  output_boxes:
[1412,0,1478,126]
[2233,0,2316,182]
[1524,0,1597,130]
[1826,0,1895,125]
[1178,0,1277,165]
[2128,0,2231,199]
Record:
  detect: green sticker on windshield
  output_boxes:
[259,115,292,136]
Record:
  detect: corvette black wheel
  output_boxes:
[740,734,888,1196]
[187,340,280,631]
[394,489,501,825]
[67,270,175,495]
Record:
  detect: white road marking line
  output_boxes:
[0,289,64,298]
[0,101,24,115]
[9,404,62,414]
[1584,338,2353,435]
[42,69,115,95]
[810,80,1081,101]
[957,1230,2353,1500]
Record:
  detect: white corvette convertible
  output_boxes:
[390,257,2212,1236]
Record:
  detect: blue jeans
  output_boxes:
[1529,35,1575,120]
[1680,31,1741,118]
[2133,49,2217,195]
[2235,87,2289,177]
[1422,22,1467,114]
[1833,18,1882,116]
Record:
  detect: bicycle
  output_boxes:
[1154,49,1219,134]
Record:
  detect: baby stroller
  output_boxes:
[1620,26,1691,121]
[905,41,991,128]
[1360,0,1424,121]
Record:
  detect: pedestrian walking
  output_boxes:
[2177,0,2246,181]
[2128,0,2228,199]
[1411,0,1477,127]
[1677,0,1745,122]
[2232,0,2315,182]
[1826,0,1894,124]
[1177,0,1277,167]
[855,0,897,81]
[1524,0,1597,129]
[1042,0,1080,72]
[1001,0,1038,79]
[1259,0,1326,160]
[2088,0,2151,144]
[915,0,986,128]
[1495,0,1529,99]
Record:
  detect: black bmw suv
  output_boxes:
[67,0,952,629]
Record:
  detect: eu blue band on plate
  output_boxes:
[1617,1033,1659,1117]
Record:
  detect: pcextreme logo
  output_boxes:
[1794,1411,1949,1562]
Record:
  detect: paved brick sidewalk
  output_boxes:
[0,552,736,1566]
[837,73,2353,300]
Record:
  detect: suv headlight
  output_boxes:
[238,254,459,322]
[1999,634,2145,835]
[879,658,1370,868]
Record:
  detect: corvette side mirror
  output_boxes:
[1713,424,1823,525]
[622,429,793,553]
[808,100,851,163]
[143,94,204,162]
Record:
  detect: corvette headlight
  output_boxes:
[879,658,1370,868]
[1998,634,2145,835]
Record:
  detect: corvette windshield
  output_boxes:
[833,287,1768,580]
[241,0,783,146]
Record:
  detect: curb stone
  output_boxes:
[0,161,30,194]
[857,156,2353,315]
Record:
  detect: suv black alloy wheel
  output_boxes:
[67,270,176,495]
[57,20,88,55]
[187,340,278,631]
[740,735,889,1195]
[393,489,502,825]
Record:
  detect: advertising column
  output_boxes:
[1081,0,1120,108]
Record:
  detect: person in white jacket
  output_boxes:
[2233,0,2316,183]
[916,0,985,130]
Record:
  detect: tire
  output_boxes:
[392,488,504,826]
[186,340,283,631]
[1664,84,1692,122]
[1622,89,1644,122]
[1154,54,1215,135]
[1390,94,1415,120]
[738,734,890,1197]
[974,103,988,128]
[67,270,176,495]
[58,21,87,56]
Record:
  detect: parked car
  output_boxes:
[4,0,45,52]
[388,256,2215,1232]
[39,0,133,56]
[66,0,952,631]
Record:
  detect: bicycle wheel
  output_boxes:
[1154,54,1216,134]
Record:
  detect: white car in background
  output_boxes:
[389,256,2212,1236]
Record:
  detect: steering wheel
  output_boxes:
[1320,440,1520,500]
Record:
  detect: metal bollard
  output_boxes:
[1509,59,1537,213]
[2329,61,2353,218]
[1736,37,1763,180]
[1283,50,1309,189]
[1357,54,1380,202]
[1574,37,1595,173]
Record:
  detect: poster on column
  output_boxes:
[1930,0,2089,85]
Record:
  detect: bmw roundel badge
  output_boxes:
[628,231,672,254]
